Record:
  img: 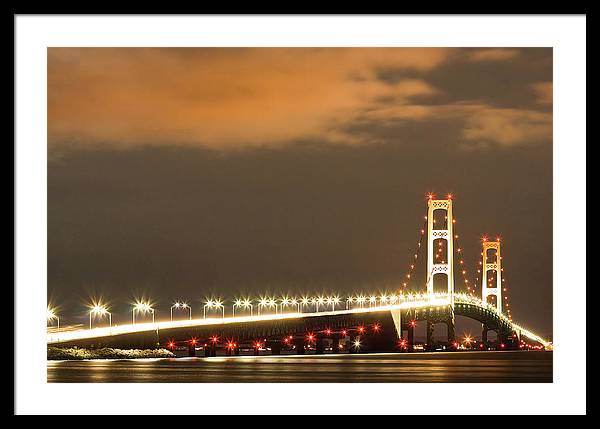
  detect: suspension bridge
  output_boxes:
[47,195,551,355]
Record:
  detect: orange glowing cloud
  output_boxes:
[48,48,450,149]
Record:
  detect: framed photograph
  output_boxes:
[15,14,586,415]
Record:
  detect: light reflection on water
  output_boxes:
[47,351,552,383]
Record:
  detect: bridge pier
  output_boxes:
[426,320,435,351]
[204,342,216,357]
[330,334,340,353]
[315,336,325,355]
[269,341,282,355]
[348,334,357,354]
[482,325,489,346]
[407,324,415,352]
[446,318,456,348]
[293,338,305,355]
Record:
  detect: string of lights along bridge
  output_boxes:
[47,194,551,355]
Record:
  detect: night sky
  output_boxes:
[47,48,552,337]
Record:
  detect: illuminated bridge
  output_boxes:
[47,195,551,356]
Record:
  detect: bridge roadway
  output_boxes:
[47,293,550,352]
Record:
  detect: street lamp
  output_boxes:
[204,299,224,319]
[133,302,155,324]
[332,296,340,312]
[301,297,309,313]
[171,302,191,321]
[258,298,268,315]
[379,294,388,306]
[244,299,253,316]
[280,297,291,314]
[203,300,213,319]
[47,307,60,333]
[317,296,325,312]
[290,298,300,313]
[233,299,252,317]
[233,299,243,317]
[268,298,277,315]
[346,296,354,310]
[89,304,111,330]
[369,296,377,307]
[356,296,366,308]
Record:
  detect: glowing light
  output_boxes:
[90,303,109,315]
[47,308,57,321]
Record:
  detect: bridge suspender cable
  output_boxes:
[451,215,476,297]
[401,211,428,293]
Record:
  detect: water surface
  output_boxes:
[47,350,552,383]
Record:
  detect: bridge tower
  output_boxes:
[426,197,455,305]
[425,196,456,348]
[481,239,502,313]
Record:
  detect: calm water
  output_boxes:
[47,351,551,383]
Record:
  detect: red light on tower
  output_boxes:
[190,338,197,345]
[167,341,175,349]
[447,193,453,200]
[358,326,365,333]
[341,330,347,336]
[410,320,416,327]
[481,236,488,243]
[427,193,435,200]
[325,329,331,335]
[372,323,380,332]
